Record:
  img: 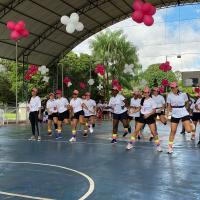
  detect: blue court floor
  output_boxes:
[0,120,200,200]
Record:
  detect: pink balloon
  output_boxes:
[10,31,20,41]
[7,21,16,30]
[15,21,25,32]
[148,5,156,15]
[142,3,152,14]
[131,11,144,23]
[143,15,154,26]
[132,0,143,11]
[20,29,29,37]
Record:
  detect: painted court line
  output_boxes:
[0,161,95,200]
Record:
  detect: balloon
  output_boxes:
[10,31,20,41]
[148,5,156,15]
[20,29,29,37]
[7,21,16,30]
[70,13,79,23]
[132,0,143,11]
[60,15,70,25]
[15,21,25,31]
[76,22,84,31]
[142,3,152,14]
[161,79,169,87]
[131,11,144,23]
[66,23,75,34]
[143,15,154,26]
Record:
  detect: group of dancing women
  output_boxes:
[28,81,200,154]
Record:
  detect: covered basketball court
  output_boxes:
[0,0,200,200]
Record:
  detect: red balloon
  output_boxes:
[10,31,20,41]
[6,21,16,30]
[131,11,144,23]
[142,3,152,14]
[148,5,156,15]
[143,15,154,26]
[20,29,29,37]
[15,21,25,32]
[132,0,143,11]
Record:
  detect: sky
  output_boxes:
[73,4,200,72]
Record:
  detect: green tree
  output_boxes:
[90,30,141,99]
[143,64,177,88]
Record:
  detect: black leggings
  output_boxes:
[29,111,40,136]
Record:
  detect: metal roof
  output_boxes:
[0,0,198,67]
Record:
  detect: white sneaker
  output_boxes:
[167,146,173,154]
[69,137,76,142]
[191,134,195,140]
[89,127,94,133]
[28,136,36,141]
[156,145,162,152]
[126,142,134,150]
[37,136,41,141]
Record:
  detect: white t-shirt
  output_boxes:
[129,98,141,117]
[191,98,200,113]
[46,99,57,114]
[56,97,69,113]
[29,96,41,112]
[83,99,96,116]
[97,103,103,111]
[167,92,189,118]
[152,95,165,113]
[109,94,127,114]
[70,98,83,113]
[141,98,157,115]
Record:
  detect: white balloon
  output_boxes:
[76,22,84,31]
[60,16,70,25]
[70,13,79,23]
[66,23,75,34]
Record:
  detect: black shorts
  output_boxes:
[113,111,128,121]
[171,115,191,123]
[58,110,69,121]
[73,110,84,120]
[154,111,165,118]
[137,114,155,125]
[128,116,140,122]
[84,115,95,119]
[192,113,200,122]
[48,112,58,120]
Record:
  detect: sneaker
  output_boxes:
[191,134,195,140]
[56,134,62,139]
[89,127,94,133]
[149,137,154,142]
[156,145,162,152]
[167,146,173,154]
[128,126,131,133]
[180,131,185,135]
[138,135,141,140]
[37,136,41,141]
[48,133,52,137]
[83,133,88,137]
[111,139,117,144]
[28,135,36,141]
[69,137,76,142]
[198,141,200,145]
[123,132,128,137]
[126,142,134,150]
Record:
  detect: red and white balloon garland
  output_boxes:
[131,0,156,26]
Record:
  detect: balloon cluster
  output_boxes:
[159,86,165,94]
[112,79,123,91]
[63,77,72,87]
[95,64,105,76]
[6,20,29,41]
[60,13,84,34]
[161,79,169,87]
[194,87,200,93]
[80,82,86,89]
[25,65,38,81]
[159,61,172,72]
[132,0,156,26]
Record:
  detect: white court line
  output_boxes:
[0,161,95,200]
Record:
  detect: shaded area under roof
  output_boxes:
[0,0,198,67]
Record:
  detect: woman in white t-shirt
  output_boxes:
[126,87,162,152]
[28,88,41,141]
[108,86,129,144]
[83,92,97,136]
[46,93,58,136]
[55,90,70,139]
[191,93,200,143]
[166,82,194,154]
[69,90,85,142]
[127,90,141,138]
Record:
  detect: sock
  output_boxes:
[112,133,117,139]
[72,130,76,137]
[130,136,136,143]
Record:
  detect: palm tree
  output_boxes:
[90,30,141,99]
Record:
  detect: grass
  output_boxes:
[4,113,16,120]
